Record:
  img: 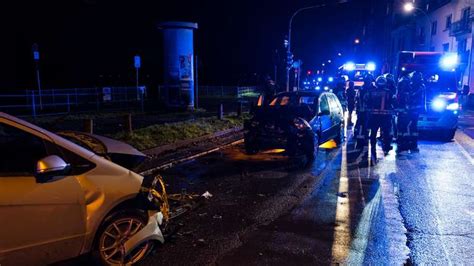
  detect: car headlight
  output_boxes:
[446,102,459,111]
[431,98,446,111]
[293,118,310,130]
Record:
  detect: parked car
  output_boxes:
[244,91,344,159]
[0,112,167,265]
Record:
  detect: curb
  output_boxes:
[142,126,243,157]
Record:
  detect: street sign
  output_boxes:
[33,51,40,61]
[32,43,40,61]
[134,55,141,69]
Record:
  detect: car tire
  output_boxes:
[443,129,456,141]
[244,136,259,155]
[302,133,318,162]
[92,210,153,266]
[334,123,344,145]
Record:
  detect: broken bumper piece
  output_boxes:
[123,211,165,256]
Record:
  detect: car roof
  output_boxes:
[273,90,330,97]
[0,112,97,159]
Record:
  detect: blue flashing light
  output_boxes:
[328,76,334,82]
[366,62,376,71]
[324,86,329,91]
[440,54,459,70]
[344,62,356,71]
[317,77,323,82]
[315,86,321,90]
[432,98,446,111]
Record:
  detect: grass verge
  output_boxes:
[114,115,247,150]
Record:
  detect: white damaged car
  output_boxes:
[0,112,167,265]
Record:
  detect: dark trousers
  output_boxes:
[369,114,392,151]
[355,111,368,148]
[397,112,419,150]
[348,102,355,123]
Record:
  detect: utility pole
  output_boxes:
[32,43,43,110]
[285,1,348,92]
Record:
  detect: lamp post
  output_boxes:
[404,2,433,50]
[285,1,348,92]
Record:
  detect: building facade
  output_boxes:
[389,0,474,92]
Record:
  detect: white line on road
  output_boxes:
[454,139,474,166]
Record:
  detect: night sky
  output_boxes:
[6,0,373,90]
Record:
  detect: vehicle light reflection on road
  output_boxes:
[320,139,338,149]
[262,149,286,154]
[330,140,351,261]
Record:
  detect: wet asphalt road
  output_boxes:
[140,112,474,265]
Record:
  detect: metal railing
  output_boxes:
[157,85,259,99]
[449,19,471,36]
[0,87,146,117]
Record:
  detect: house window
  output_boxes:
[446,14,452,30]
[462,7,471,25]
[418,26,425,44]
[431,21,437,35]
[459,39,467,53]
[443,43,449,52]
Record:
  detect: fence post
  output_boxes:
[218,103,224,120]
[31,91,37,118]
[67,94,70,113]
[140,88,145,112]
[83,119,93,134]
[125,113,133,134]
[95,87,100,111]
[237,102,242,117]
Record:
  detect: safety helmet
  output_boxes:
[375,76,387,88]
[384,73,395,82]
[409,71,424,84]
[364,74,374,83]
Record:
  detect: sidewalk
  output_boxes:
[458,109,474,139]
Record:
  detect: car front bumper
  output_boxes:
[418,111,458,131]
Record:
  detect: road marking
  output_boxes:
[454,138,474,166]
[330,141,351,262]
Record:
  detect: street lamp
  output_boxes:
[285,0,349,92]
[403,2,415,12]
[403,2,433,50]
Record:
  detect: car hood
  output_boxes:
[57,131,147,170]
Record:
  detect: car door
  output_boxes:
[0,120,86,265]
[317,94,333,142]
[327,94,344,139]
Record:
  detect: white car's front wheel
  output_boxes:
[94,211,153,265]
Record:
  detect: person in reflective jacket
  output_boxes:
[397,71,424,153]
[346,81,356,125]
[366,75,394,155]
[354,74,374,149]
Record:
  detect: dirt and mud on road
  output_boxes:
[141,144,339,265]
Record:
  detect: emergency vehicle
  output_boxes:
[395,51,459,140]
[338,62,377,87]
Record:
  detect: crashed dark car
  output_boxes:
[244,91,344,159]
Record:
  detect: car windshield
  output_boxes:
[425,72,458,92]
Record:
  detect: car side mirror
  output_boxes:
[318,110,330,116]
[35,155,70,183]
